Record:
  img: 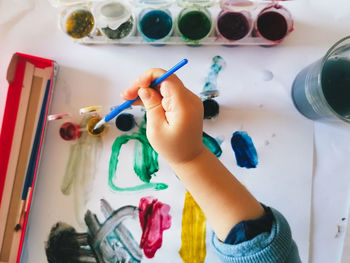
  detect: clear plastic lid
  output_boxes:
[93,0,132,30]
[48,0,89,8]
[219,0,258,11]
[134,0,175,8]
[177,0,216,8]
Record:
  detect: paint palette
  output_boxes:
[50,0,294,45]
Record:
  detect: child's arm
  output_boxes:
[122,68,264,241]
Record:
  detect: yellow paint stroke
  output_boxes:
[179,192,206,263]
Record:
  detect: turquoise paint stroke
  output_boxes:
[109,116,168,192]
[203,132,222,157]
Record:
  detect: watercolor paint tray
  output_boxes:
[50,0,294,46]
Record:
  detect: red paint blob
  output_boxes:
[59,122,81,141]
[139,197,171,258]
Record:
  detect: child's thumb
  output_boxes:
[138,87,165,127]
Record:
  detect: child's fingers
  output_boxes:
[138,87,166,129]
[123,68,167,100]
[159,80,192,111]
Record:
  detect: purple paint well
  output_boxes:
[256,5,293,43]
[216,11,251,41]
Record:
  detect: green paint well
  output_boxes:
[109,116,168,192]
[178,9,211,41]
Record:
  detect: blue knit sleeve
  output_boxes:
[224,204,273,245]
[211,207,302,263]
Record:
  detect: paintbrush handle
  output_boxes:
[105,98,138,122]
[103,59,188,124]
[150,59,188,87]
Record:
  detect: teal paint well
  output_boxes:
[139,9,173,41]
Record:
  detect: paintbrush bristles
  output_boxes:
[93,119,105,131]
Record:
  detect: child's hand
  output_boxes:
[122,68,205,166]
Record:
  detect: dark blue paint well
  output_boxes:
[115,113,136,132]
[231,131,258,169]
[139,10,173,41]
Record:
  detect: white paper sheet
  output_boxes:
[341,207,350,263]
[21,100,313,263]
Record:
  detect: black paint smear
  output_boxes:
[203,98,219,119]
[45,222,96,263]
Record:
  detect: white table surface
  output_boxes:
[1,0,350,262]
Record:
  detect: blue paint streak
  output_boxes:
[230,131,258,169]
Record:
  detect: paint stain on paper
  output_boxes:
[46,200,143,263]
[45,222,95,262]
[203,98,220,119]
[203,132,222,157]
[85,201,142,262]
[139,196,172,258]
[179,192,206,263]
[109,115,168,191]
[61,115,102,226]
[231,131,258,168]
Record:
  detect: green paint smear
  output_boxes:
[203,132,222,157]
[61,116,102,226]
[109,116,168,192]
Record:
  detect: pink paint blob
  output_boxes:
[139,196,171,258]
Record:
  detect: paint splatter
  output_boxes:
[109,115,168,191]
[179,192,206,263]
[115,113,136,132]
[61,115,102,226]
[231,131,258,168]
[45,222,95,263]
[203,132,222,157]
[335,225,343,238]
[203,98,219,119]
[139,197,171,258]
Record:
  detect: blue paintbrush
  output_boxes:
[94,59,188,130]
